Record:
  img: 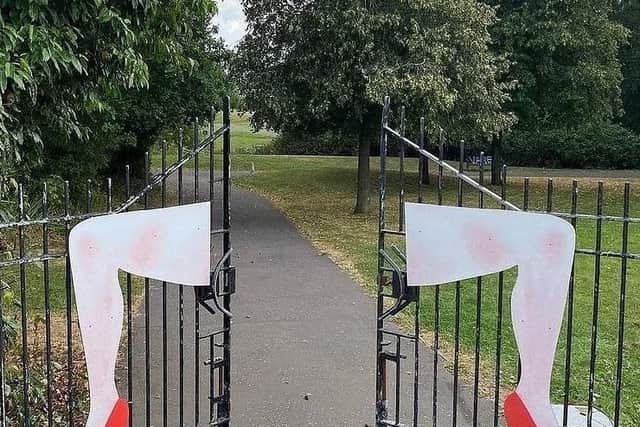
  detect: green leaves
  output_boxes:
[0,0,224,189]
[236,0,512,140]
[494,0,628,131]
[617,0,640,133]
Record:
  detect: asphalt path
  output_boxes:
[119,171,497,426]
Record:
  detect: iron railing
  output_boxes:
[376,97,637,427]
[0,97,234,426]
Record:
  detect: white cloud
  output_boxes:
[213,0,247,48]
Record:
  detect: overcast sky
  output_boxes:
[213,0,247,48]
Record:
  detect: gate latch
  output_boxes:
[197,249,235,318]
[378,247,418,320]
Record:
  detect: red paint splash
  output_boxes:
[504,392,537,427]
[539,229,568,261]
[105,398,129,427]
[74,232,99,270]
[464,222,506,268]
[130,225,163,271]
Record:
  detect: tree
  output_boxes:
[487,0,628,176]
[1,0,228,191]
[106,1,229,174]
[1,0,149,186]
[616,0,640,133]
[235,0,513,213]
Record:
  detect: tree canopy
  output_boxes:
[1,0,228,192]
[490,0,628,131]
[235,0,513,212]
[617,0,640,134]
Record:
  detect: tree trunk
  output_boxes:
[491,133,504,186]
[354,131,371,214]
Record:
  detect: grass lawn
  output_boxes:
[226,112,277,154]
[160,111,275,156]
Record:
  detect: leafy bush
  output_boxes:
[259,131,358,156]
[503,124,640,169]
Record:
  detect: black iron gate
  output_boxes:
[375,97,637,427]
[0,97,234,426]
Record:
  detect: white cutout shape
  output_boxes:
[69,202,210,427]
[405,203,575,427]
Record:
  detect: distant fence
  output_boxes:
[375,97,637,427]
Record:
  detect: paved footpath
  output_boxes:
[123,172,498,426]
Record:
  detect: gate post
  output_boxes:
[376,97,390,426]
[218,95,233,426]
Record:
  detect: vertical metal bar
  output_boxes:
[493,166,507,427]
[418,117,425,204]
[161,140,168,427]
[107,178,113,213]
[413,118,422,426]
[424,126,430,186]
[452,141,465,427]
[86,179,93,213]
[413,291,420,427]
[194,118,201,425]
[376,97,390,427]
[63,181,74,426]
[437,130,444,207]
[195,118,200,201]
[125,165,133,427]
[177,130,185,426]
[472,152,486,427]
[432,129,445,427]
[144,152,151,427]
[209,106,216,420]
[587,182,604,427]
[395,337,401,426]
[399,106,406,231]
[547,178,554,213]
[220,96,232,426]
[42,183,53,426]
[613,182,630,427]
[562,180,579,427]
[17,185,29,424]
[0,263,5,427]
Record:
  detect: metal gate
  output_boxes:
[0,97,234,426]
[375,97,637,427]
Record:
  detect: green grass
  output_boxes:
[226,112,276,154]
[158,111,275,157]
